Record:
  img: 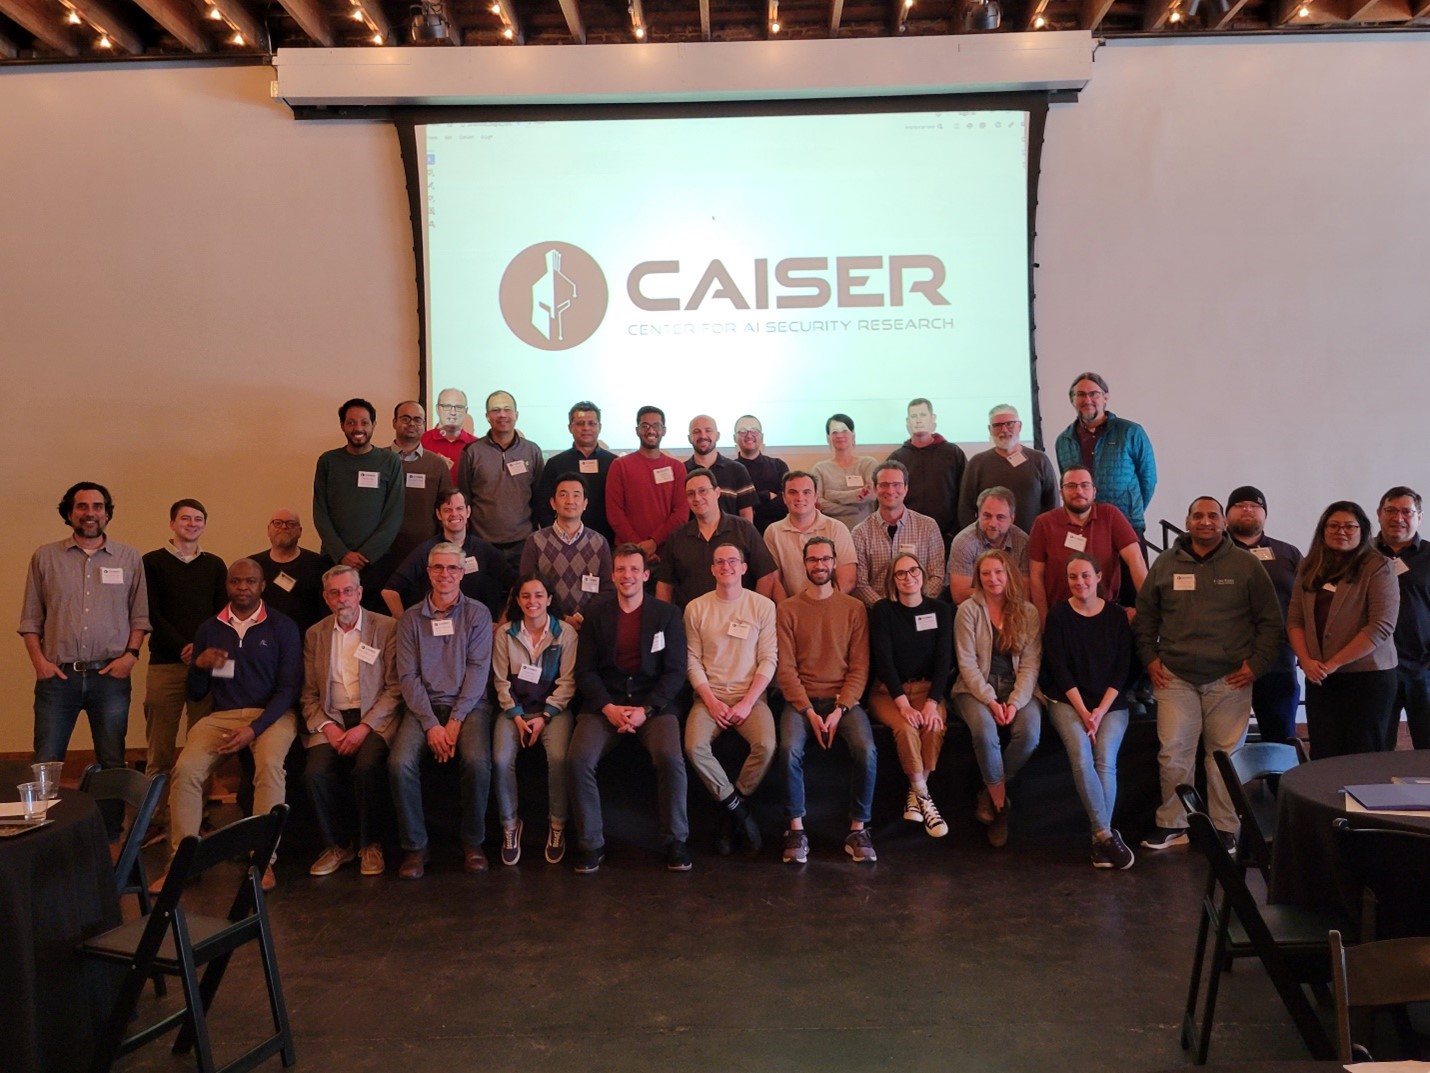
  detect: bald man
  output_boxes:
[684,414,756,522]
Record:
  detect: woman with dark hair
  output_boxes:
[952,548,1042,848]
[1286,500,1400,759]
[812,412,878,530]
[1042,552,1135,869]
[491,572,577,864]
[868,552,954,838]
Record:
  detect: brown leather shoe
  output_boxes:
[399,850,428,880]
[261,866,277,892]
[463,846,488,874]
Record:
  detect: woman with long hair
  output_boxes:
[952,548,1042,848]
[1286,501,1399,758]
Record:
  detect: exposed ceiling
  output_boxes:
[1,0,1425,64]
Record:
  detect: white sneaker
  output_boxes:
[918,794,948,838]
[903,788,923,822]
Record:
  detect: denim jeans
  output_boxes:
[388,705,493,852]
[567,710,688,853]
[492,710,573,826]
[951,693,1042,789]
[1152,670,1250,833]
[304,734,390,849]
[1047,702,1129,837]
[1396,665,1430,750]
[778,702,877,824]
[34,670,130,768]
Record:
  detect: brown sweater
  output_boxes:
[775,589,869,712]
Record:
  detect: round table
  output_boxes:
[0,790,122,1073]
[1268,750,1430,911]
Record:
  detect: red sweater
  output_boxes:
[606,452,689,554]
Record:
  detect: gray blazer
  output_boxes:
[1286,553,1400,673]
[300,611,403,747]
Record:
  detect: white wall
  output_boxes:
[1,35,1427,751]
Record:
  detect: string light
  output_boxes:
[65,8,81,23]
[1297,2,1309,13]
[633,24,645,37]
[96,32,111,46]
[770,19,780,30]
[1032,12,1046,25]
[231,31,244,43]
[371,31,383,42]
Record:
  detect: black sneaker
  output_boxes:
[714,814,734,857]
[844,828,877,863]
[573,846,605,874]
[782,828,809,864]
[1218,830,1238,856]
[666,840,693,872]
[1140,826,1189,850]
[736,809,762,858]
[500,820,523,867]
[1101,830,1135,871]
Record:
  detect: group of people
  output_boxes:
[18,374,1429,881]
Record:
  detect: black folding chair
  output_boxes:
[80,763,167,916]
[80,805,295,1073]
[1331,929,1430,1061]
[1177,784,1341,1064]
[1332,818,1430,941]
[1212,742,1300,880]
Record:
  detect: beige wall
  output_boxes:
[2,35,1428,751]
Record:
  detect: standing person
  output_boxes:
[387,400,453,571]
[490,573,577,867]
[763,470,857,600]
[605,405,689,567]
[20,481,149,835]
[381,488,510,622]
[1028,468,1146,624]
[1042,553,1135,870]
[250,508,328,634]
[141,498,226,847]
[957,405,1058,532]
[420,387,477,470]
[520,473,614,629]
[1374,487,1430,749]
[1287,501,1399,759]
[1225,486,1304,745]
[1136,498,1284,850]
[812,413,879,531]
[313,397,405,613]
[533,402,617,543]
[457,389,544,575]
[952,549,1042,849]
[684,414,757,521]
[733,414,789,533]
[849,460,946,608]
[656,468,778,608]
[867,553,952,839]
[1053,372,1157,539]
[887,397,965,545]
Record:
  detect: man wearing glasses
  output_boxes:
[1375,487,1430,748]
[457,390,545,577]
[249,509,328,634]
[606,405,689,567]
[388,400,453,571]
[732,415,789,533]
[957,404,1058,533]
[1028,468,1147,624]
[850,460,946,608]
[1053,373,1158,541]
[887,397,965,546]
[420,387,477,470]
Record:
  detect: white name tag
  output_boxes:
[915,612,937,632]
[1063,532,1088,552]
[1393,557,1410,577]
[1006,451,1026,468]
[355,643,381,665]
[580,574,601,593]
[1250,547,1274,561]
[578,458,599,474]
[405,472,426,489]
[898,544,916,555]
[653,466,674,485]
[101,567,124,585]
[651,630,665,652]
[727,620,751,639]
[1173,574,1196,591]
[273,572,296,592]
[1322,582,1338,593]
[517,663,542,684]
[463,556,479,575]
[506,459,528,477]
[431,617,455,637]
[357,470,380,489]
[212,659,236,679]
[844,474,864,489]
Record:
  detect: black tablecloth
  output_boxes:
[1268,750,1430,911]
[0,791,123,1073]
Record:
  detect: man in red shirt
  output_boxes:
[1028,467,1146,622]
[419,387,477,471]
[605,406,689,566]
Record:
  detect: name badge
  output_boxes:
[357,470,380,489]
[844,474,864,489]
[101,566,124,585]
[1250,547,1274,561]
[581,574,601,593]
[1173,574,1196,591]
[406,472,426,489]
[1006,451,1026,468]
[651,630,665,653]
[517,663,542,684]
[506,459,528,477]
[1393,557,1410,577]
[355,643,381,665]
[463,556,479,575]
[578,458,599,474]
[727,620,751,639]
[898,544,916,555]
[273,572,296,592]
[212,658,236,679]
[1322,582,1338,593]
[915,612,937,632]
[431,617,455,637]
[653,466,674,485]
[1063,532,1087,552]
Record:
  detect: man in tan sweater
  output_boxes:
[774,535,877,864]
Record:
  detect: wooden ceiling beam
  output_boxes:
[208,0,265,45]
[68,0,144,52]
[131,0,211,51]
[1414,0,1430,15]
[1025,0,1050,27]
[0,0,77,53]
[275,0,334,46]
[492,0,522,41]
[1142,0,1179,29]
[1345,0,1410,19]
[829,0,844,35]
[697,0,709,38]
[1207,0,1255,28]
[627,0,643,39]
[346,0,388,40]
[556,0,586,42]
[1081,0,1115,27]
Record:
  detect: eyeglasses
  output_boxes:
[735,428,760,437]
[437,403,466,412]
[893,567,922,580]
[990,420,1019,431]
[1325,522,1361,533]
[712,556,743,567]
[637,422,665,432]
[1381,507,1421,518]
[803,555,835,565]
[269,520,300,529]
[1072,390,1105,401]
[1062,482,1094,491]
[325,586,360,598]
[395,415,424,423]
[429,564,466,574]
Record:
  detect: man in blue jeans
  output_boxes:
[20,481,149,835]
[774,535,876,864]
